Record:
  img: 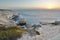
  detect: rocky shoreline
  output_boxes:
[0,9,41,40]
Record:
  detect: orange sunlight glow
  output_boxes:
[47,5,54,9]
[47,4,54,9]
[34,4,60,9]
[10,4,60,9]
[45,4,60,9]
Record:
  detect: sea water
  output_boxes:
[15,9,60,24]
[15,9,60,40]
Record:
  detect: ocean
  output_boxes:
[15,9,60,24]
[15,9,60,40]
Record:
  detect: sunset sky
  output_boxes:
[0,0,60,9]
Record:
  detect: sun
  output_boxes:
[37,4,60,9]
[47,6,53,9]
[47,4,55,9]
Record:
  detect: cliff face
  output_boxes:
[0,9,17,18]
[0,9,18,27]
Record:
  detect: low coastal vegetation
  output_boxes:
[0,26,25,40]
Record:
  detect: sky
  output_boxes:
[0,0,60,9]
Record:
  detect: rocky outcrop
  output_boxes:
[0,9,26,40]
[0,9,18,27]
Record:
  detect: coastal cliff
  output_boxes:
[0,9,25,40]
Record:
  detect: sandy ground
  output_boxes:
[18,24,60,40]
